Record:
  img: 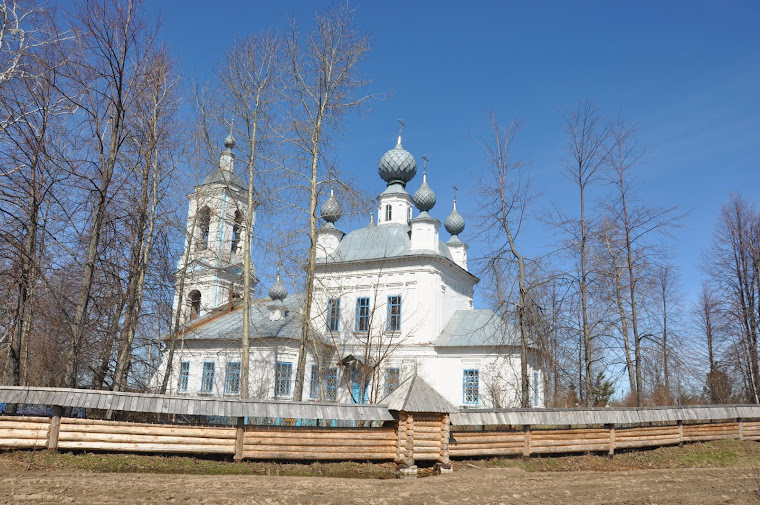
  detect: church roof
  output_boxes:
[435,309,528,348]
[201,168,246,189]
[180,294,303,341]
[380,374,457,413]
[333,222,452,262]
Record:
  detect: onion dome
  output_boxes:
[445,200,465,237]
[224,134,235,149]
[378,134,417,186]
[320,188,342,224]
[413,167,436,213]
[268,274,288,301]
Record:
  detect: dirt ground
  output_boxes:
[1,463,758,505]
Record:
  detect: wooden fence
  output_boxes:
[1,386,759,477]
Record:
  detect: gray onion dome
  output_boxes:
[445,200,465,236]
[378,135,417,186]
[224,134,235,149]
[413,170,436,212]
[268,274,288,301]
[320,188,342,223]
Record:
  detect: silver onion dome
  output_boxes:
[445,200,465,236]
[320,188,342,223]
[413,169,436,212]
[268,274,288,301]
[378,135,417,186]
[224,134,235,149]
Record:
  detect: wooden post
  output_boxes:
[738,418,743,441]
[394,414,406,465]
[395,411,417,478]
[234,417,245,461]
[405,413,415,468]
[677,420,684,447]
[439,413,452,473]
[523,425,531,458]
[47,405,63,451]
[607,423,616,457]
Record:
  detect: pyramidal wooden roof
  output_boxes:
[380,375,457,413]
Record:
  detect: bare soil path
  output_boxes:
[1,464,758,505]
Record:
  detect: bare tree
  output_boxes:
[283,3,375,400]
[59,0,159,388]
[559,100,611,406]
[704,194,760,403]
[602,118,680,406]
[111,47,179,391]
[475,114,535,407]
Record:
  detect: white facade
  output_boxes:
[155,133,544,410]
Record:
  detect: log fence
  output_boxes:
[1,386,759,477]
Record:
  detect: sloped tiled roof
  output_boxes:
[435,309,526,348]
[181,294,304,341]
[333,222,453,262]
[380,375,457,413]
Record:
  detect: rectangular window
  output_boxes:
[309,365,319,399]
[387,295,401,332]
[533,371,539,407]
[275,362,293,397]
[384,367,400,397]
[327,298,340,332]
[325,367,338,401]
[463,369,479,405]
[309,365,339,401]
[355,297,370,331]
[201,362,215,394]
[178,362,190,393]
[225,362,241,395]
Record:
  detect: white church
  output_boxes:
[154,130,544,409]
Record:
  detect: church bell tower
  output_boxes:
[172,134,257,323]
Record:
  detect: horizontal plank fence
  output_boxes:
[1,386,759,476]
[448,421,760,458]
[242,427,397,460]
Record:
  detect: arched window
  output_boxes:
[189,290,201,321]
[385,204,392,222]
[197,206,211,250]
[231,210,243,253]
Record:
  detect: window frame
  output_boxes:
[384,367,400,397]
[355,297,370,332]
[200,362,215,394]
[324,367,338,401]
[385,204,392,221]
[225,361,241,395]
[387,295,402,332]
[275,362,293,398]
[326,297,340,332]
[177,362,190,393]
[462,369,479,405]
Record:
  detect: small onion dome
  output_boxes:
[413,170,436,212]
[378,135,417,186]
[268,274,288,301]
[320,188,342,223]
[444,200,465,236]
[224,134,235,149]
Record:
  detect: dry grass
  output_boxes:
[462,439,760,472]
[0,439,757,480]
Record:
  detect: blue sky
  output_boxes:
[151,1,760,305]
